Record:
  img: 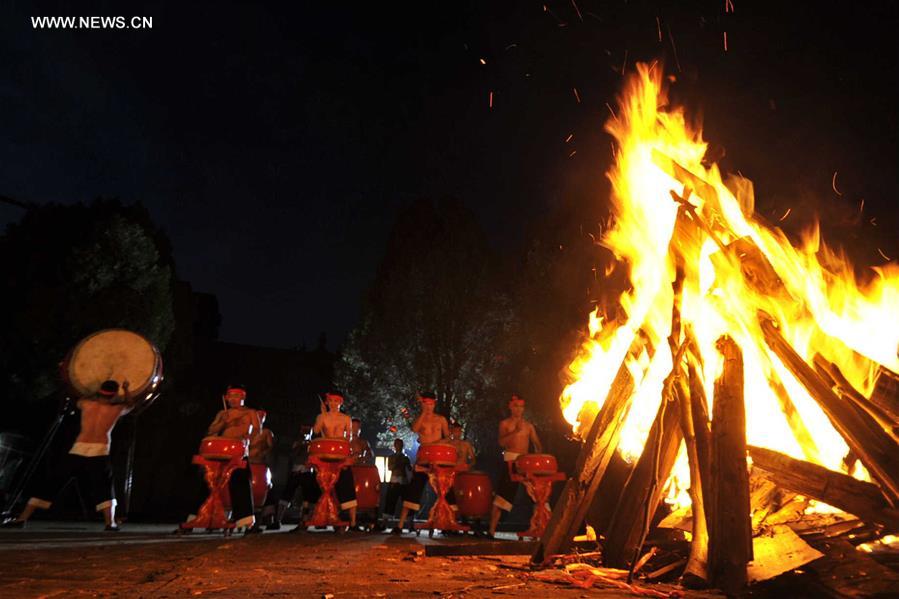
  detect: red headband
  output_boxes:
[509,397,525,406]
[325,393,344,404]
[225,388,246,399]
[418,396,436,404]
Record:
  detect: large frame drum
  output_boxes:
[62,329,163,411]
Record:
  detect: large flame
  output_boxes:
[560,64,899,505]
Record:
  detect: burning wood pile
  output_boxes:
[533,64,899,596]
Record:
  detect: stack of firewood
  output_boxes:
[532,155,899,597]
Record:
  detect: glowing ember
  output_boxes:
[559,63,899,508]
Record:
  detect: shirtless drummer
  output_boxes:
[488,394,542,537]
[2,380,134,530]
[393,391,450,534]
[192,384,261,533]
[310,390,358,530]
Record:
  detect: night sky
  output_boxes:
[2,1,897,348]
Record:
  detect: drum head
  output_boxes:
[66,329,159,398]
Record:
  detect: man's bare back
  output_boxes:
[75,399,130,445]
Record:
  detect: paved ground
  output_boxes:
[0,522,712,598]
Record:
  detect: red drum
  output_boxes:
[515,453,558,477]
[223,463,271,509]
[309,438,351,462]
[199,436,246,461]
[417,443,457,467]
[352,465,381,510]
[453,471,493,518]
[62,329,164,412]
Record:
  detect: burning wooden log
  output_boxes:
[673,372,711,587]
[532,342,639,564]
[759,316,899,503]
[602,205,690,570]
[708,336,752,595]
[870,365,899,421]
[749,468,794,534]
[584,451,633,539]
[710,237,788,300]
[602,389,683,569]
[747,446,899,531]
[684,349,712,508]
[813,355,899,443]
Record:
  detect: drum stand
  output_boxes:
[512,469,565,539]
[304,457,349,529]
[179,455,244,534]
[416,463,468,536]
[2,398,73,519]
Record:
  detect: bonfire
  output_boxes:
[534,63,899,595]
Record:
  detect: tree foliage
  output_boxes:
[336,199,509,449]
[491,209,614,446]
[0,199,175,410]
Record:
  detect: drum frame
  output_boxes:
[60,328,164,413]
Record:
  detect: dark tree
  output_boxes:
[336,199,508,448]
[488,201,622,460]
[0,199,175,416]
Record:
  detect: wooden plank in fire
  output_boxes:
[871,365,899,421]
[530,334,643,564]
[708,335,752,595]
[602,386,683,569]
[748,445,899,531]
[650,149,720,209]
[760,315,899,504]
[814,355,899,443]
[747,524,824,584]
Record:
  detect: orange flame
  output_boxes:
[560,63,899,506]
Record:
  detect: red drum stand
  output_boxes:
[304,456,350,528]
[416,463,469,535]
[512,454,564,539]
[180,454,244,533]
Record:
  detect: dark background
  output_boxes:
[2,0,896,349]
